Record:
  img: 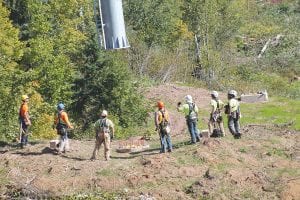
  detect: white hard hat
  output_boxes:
[185,95,193,103]
[211,91,219,98]
[101,110,108,117]
[228,90,237,97]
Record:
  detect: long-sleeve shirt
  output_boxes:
[178,103,199,117]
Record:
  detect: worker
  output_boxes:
[177,95,201,144]
[54,103,74,154]
[19,95,31,148]
[208,91,225,137]
[225,90,241,139]
[155,101,173,153]
[91,110,115,161]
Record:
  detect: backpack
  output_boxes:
[211,128,222,137]
[187,103,198,121]
[98,118,110,133]
[224,104,230,114]
[159,110,170,134]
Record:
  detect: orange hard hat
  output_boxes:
[157,101,164,109]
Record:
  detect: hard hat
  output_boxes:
[157,101,164,109]
[21,95,29,101]
[185,95,193,103]
[101,110,108,117]
[57,103,65,111]
[228,90,237,97]
[211,91,219,98]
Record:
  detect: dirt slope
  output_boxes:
[0,84,299,200]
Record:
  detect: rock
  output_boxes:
[204,169,214,180]
[141,157,152,166]
[262,185,276,192]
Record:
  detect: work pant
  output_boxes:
[92,132,110,160]
[159,130,172,153]
[59,131,70,152]
[228,116,241,138]
[186,119,200,143]
[20,120,29,147]
[208,118,225,136]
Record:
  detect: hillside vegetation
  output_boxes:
[0,0,299,141]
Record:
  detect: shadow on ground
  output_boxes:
[12,147,57,156]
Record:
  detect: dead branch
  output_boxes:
[258,38,271,58]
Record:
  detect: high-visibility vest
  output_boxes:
[157,109,169,124]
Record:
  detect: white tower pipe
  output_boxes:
[99,0,130,50]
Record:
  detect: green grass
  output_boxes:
[96,169,114,177]
[275,167,300,178]
[0,167,9,185]
[214,163,232,173]
[239,147,247,153]
[266,147,290,159]
[240,97,300,130]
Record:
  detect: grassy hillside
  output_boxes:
[241,97,300,130]
[1,84,300,199]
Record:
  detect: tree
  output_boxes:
[124,0,184,47]
[72,35,149,137]
[0,0,24,139]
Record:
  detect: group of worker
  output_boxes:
[154,90,241,153]
[19,95,115,160]
[18,89,241,160]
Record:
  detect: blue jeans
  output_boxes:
[228,116,241,137]
[186,119,200,143]
[159,131,172,153]
[59,130,70,152]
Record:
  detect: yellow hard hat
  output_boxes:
[21,95,29,101]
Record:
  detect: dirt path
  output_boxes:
[0,84,299,199]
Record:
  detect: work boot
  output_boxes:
[90,156,96,161]
[234,134,241,139]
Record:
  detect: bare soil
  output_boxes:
[0,84,299,200]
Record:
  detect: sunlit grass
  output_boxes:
[240,97,300,130]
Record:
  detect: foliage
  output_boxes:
[124,0,185,47]
[29,92,57,139]
[72,45,149,138]
[0,0,24,140]
[0,0,299,141]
